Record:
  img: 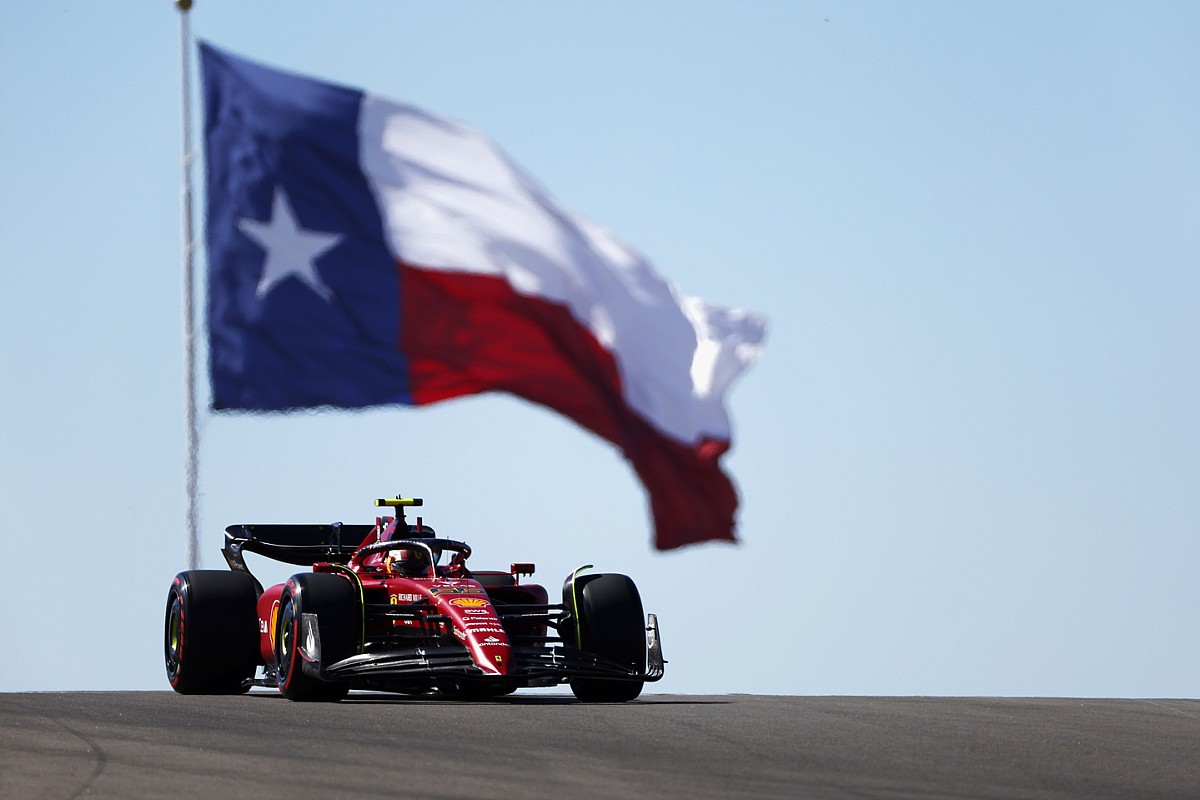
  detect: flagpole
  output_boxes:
[178,0,200,570]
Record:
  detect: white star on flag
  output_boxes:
[237,187,342,302]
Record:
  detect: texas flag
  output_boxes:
[201,43,766,550]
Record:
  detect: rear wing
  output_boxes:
[222,523,376,589]
[220,498,422,592]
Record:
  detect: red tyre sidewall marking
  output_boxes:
[169,586,185,688]
[281,597,300,694]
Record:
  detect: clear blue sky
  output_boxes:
[1,1,1196,697]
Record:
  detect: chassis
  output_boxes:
[164,497,664,702]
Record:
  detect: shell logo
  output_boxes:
[450,597,487,608]
[268,600,281,649]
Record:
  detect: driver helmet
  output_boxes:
[390,547,431,577]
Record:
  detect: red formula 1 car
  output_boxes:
[164,497,664,702]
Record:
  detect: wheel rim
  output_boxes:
[276,598,296,687]
[165,593,184,682]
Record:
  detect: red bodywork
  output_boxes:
[254,513,548,680]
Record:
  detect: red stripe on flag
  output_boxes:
[399,263,738,549]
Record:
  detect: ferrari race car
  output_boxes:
[164,497,664,702]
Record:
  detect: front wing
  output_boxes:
[288,612,665,688]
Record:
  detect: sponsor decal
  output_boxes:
[483,636,501,644]
[431,587,486,596]
[268,600,281,649]
[464,608,490,615]
[449,597,488,608]
[454,628,467,641]
[390,593,423,604]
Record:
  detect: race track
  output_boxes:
[1,692,1197,799]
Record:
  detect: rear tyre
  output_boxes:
[164,570,258,694]
[276,573,358,702]
[566,573,647,703]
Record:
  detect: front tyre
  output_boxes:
[164,570,258,694]
[566,573,647,703]
[276,573,358,702]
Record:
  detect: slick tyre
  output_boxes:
[164,570,258,694]
[276,573,359,702]
[567,573,646,703]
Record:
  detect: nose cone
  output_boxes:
[438,592,511,675]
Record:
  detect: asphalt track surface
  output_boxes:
[1,692,1197,799]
